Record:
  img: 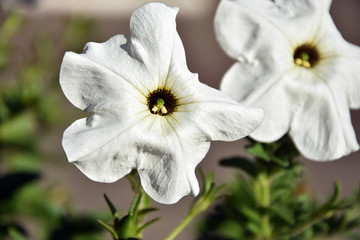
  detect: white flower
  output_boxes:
[60,3,263,204]
[215,0,360,161]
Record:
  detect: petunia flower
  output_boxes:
[60,3,263,204]
[215,0,360,161]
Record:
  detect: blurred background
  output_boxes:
[1,0,360,239]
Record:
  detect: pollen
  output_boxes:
[293,43,320,68]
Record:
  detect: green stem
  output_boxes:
[164,210,197,240]
[254,173,272,239]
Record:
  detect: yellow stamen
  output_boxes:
[302,61,311,68]
[295,58,303,66]
[152,106,159,113]
[295,58,311,68]
[160,106,168,114]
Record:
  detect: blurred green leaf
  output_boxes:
[271,156,290,167]
[0,13,23,42]
[271,205,295,225]
[7,227,28,240]
[246,142,271,161]
[0,13,23,69]
[6,152,40,171]
[239,207,261,224]
[0,111,36,148]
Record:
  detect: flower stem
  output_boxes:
[254,173,272,239]
[164,210,196,240]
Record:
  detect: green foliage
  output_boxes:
[99,173,161,240]
[197,137,360,240]
[0,11,104,240]
[165,170,225,240]
[99,192,160,240]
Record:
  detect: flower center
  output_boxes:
[147,88,177,116]
[293,43,320,68]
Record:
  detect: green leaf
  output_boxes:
[7,227,27,240]
[217,220,244,239]
[271,205,295,225]
[137,208,159,218]
[325,181,341,209]
[270,156,289,168]
[271,188,291,203]
[246,143,271,161]
[240,207,261,223]
[0,111,37,147]
[137,217,161,234]
[199,168,213,193]
[103,194,118,218]
[7,152,39,172]
[98,220,118,239]
[129,192,142,215]
[0,14,23,42]
[246,221,262,235]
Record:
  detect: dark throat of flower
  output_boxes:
[293,43,320,69]
[147,88,177,116]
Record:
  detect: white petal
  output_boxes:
[271,0,315,17]
[129,3,193,88]
[173,80,264,142]
[136,116,210,204]
[315,14,360,109]
[314,0,332,11]
[60,51,149,182]
[249,77,301,142]
[290,69,359,161]
[335,47,360,109]
[62,113,142,182]
[220,58,292,105]
[82,3,190,92]
[60,51,146,112]
[79,34,152,94]
[321,47,360,109]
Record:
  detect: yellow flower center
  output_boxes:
[293,43,320,69]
